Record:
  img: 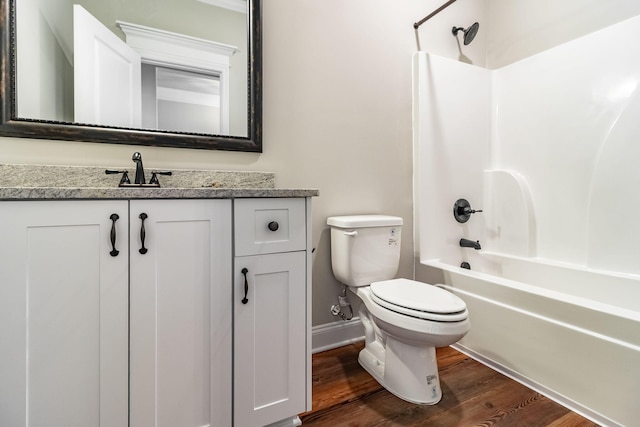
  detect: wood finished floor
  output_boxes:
[300,342,599,427]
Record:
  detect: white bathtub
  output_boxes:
[419,254,640,427]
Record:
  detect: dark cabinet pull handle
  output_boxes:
[241,268,249,304]
[109,214,120,257]
[268,221,279,231]
[139,213,148,254]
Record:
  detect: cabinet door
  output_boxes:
[129,199,232,427]
[234,252,307,427]
[0,200,129,427]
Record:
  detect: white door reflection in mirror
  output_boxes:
[73,5,142,128]
[142,65,222,134]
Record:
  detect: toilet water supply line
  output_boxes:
[331,286,354,321]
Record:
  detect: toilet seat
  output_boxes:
[370,279,468,322]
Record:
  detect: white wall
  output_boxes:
[486,0,640,68]
[264,0,486,327]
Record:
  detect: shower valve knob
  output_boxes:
[453,198,482,223]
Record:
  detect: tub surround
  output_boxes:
[413,14,640,427]
[0,164,318,199]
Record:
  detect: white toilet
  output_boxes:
[327,215,470,405]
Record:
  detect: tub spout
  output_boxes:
[460,238,481,250]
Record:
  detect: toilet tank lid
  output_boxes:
[327,215,403,228]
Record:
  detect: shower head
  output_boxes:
[452,22,479,45]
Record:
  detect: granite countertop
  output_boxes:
[0,164,319,200]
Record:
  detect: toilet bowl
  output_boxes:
[353,279,469,404]
[327,215,470,404]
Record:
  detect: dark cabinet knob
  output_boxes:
[268,221,279,232]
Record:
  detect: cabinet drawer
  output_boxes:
[234,198,306,256]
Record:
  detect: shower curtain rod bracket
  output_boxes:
[414,0,458,30]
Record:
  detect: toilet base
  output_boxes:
[358,336,442,405]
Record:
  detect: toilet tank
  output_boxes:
[327,215,402,287]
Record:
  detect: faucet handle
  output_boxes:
[463,207,483,215]
[149,171,172,186]
[105,169,131,186]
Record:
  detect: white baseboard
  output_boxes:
[264,416,301,427]
[451,343,620,427]
[312,317,364,354]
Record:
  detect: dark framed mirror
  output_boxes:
[0,0,261,152]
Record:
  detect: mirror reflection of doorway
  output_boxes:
[141,65,222,134]
[71,5,235,133]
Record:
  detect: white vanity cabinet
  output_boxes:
[0,196,311,427]
[233,198,311,427]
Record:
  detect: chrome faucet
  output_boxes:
[460,238,481,250]
[132,152,145,184]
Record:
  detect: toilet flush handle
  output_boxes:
[344,230,358,237]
